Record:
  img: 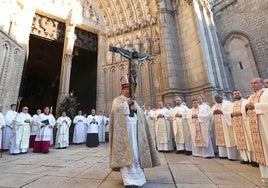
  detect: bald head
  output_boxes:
[251,77,263,92]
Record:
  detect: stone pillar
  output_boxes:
[158,1,182,103]
[57,12,76,104]
[192,0,232,100]
[96,33,106,112]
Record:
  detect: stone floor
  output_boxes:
[0,143,267,188]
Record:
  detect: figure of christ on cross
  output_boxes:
[109,44,151,98]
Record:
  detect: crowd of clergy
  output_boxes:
[0,105,109,155]
[0,77,268,183]
[141,77,268,183]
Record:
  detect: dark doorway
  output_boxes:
[19,34,63,115]
[70,47,97,115]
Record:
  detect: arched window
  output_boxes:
[224,33,258,95]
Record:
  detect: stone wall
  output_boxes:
[0,29,25,113]
[213,0,268,80]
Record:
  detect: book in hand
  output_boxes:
[41,119,49,125]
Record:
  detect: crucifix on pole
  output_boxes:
[109,44,151,99]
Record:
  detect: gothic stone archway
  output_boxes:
[20,13,98,115]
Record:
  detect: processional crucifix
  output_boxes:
[109,44,151,98]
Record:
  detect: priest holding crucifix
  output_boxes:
[109,44,159,187]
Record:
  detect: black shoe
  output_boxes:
[251,162,259,167]
[218,156,228,159]
[240,160,250,164]
[42,150,49,154]
[20,152,27,154]
[205,156,213,159]
[176,150,185,154]
[228,159,236,161]
[185,151,192,155]
[11,153,19,155]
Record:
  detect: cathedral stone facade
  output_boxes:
[212,0,268,95]
[0,0,266,114]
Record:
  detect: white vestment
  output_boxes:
[229,99,254,162]
[31,114,40,136]
[105,117,109,133]
[9,112,32,154]
[86,115,100,133]
[0,112,5,149]
[72,115,87,143]
[55,116,71,148]
[247,88,268,180]
[154,108,173,151]
[98,115,106,142]
[212,100,239,160]
[35,113,56,142]
[145,109,156,147]
[120,102,146,186]
[170,104,191,151]
[2,110,18,150]
[187,105,214,158]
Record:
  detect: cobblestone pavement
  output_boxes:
[0,143,267,188]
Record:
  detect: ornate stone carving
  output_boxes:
[115,39,123,62]
[0,29,24,110]
[82,0,99,23]
[152,29,160,54]
[97,0,159,35]
[134,35,141,53]
[31,14,65,42]
[74,28,98,51]
[143,32,151,54]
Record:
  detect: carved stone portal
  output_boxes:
[31,13,65,42]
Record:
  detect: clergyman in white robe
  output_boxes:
[120,103,146,186]
[246,78,268,182]
[187,99,214,158]
[29,109,41,148]
[229,90,256,166]
[2,105,18,150]
[73,111,87,144]
[170,97,191,154]
[55,112,71,149]
[154,101,174,151]
[33,107,56,153]
[145,105,156,147]
[9,107,32,154]
[211,95,239,160]
[105,116,109,142]
[86,109,100,147]
[98,111,106,142]
[0,104,6,150]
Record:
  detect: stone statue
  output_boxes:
[109,44,151,98]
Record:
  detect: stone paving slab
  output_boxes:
[0,172,43,187]
[0,143,268,188]
[22,176,70,188]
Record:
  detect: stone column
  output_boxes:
[57,12,76,104]
[158,1,182,103]
[192,0,232,100]
[96,33,106,112]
